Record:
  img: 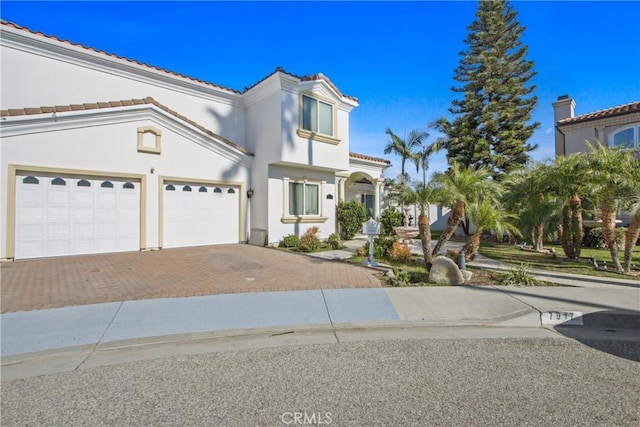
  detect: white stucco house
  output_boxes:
[0,21,390,260]
[553,95,640,157]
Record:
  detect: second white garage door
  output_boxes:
[162,182,240,248]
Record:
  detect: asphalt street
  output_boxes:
[2,337,639,426]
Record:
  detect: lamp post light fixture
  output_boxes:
[247,188,254,199]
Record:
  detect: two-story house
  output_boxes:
[0,21,390,260]
[553,95,640,156]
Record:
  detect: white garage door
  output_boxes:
[163,182,240,248]
[15,173,140,259]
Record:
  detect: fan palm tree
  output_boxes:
[395,181,442,268]
[384,128,428,184]
[431,163,497,256]
[461,199,521,260]
[583,141,637,273]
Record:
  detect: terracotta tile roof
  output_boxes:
[558,101,640,125]
[1,21,357,102]
[243,67,358,102]
[0,97,253,156]
[0,21,244,96]
[350,152,391,165]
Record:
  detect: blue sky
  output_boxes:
[2,1,639,180]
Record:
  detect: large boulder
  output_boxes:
[429,256,465,285]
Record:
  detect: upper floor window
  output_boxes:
[610,125,639,150]
[297,93,340,145]
[302,95,333,136]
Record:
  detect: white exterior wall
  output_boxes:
[267,165,337,245]
[279,89,351,171]
[1,31,247,147]
[1,109,251,258]
[245,83,283,232]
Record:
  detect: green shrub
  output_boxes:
[279,234,300,248]
[389,267,411,287]
[497,264,541,286]
[583,227,626,249]
[336,200,367,240]
[327,233,342,250]
[380,207,403,236]
[359,236,398,259]
[298,226,321,252]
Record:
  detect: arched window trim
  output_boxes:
[183,185,192,192]
[166,184,176,191]
[213,187,222,193]
[609,123,640,149]
[77,179,91,187]
[199,186,208,193]
[51,177,66,186]
[227,188,236,194]
[123,182,135,189]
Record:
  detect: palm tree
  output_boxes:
[503,163,560,252]
[412,139,441,185]
[431,163,497,256]
[546,153,590,260]
[623,198,640,273]
[384,128,428,184]
[582,142,638,272]
[396,181,441,268]
[619,156,640,273]
[461,199,521,260]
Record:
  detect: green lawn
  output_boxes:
[478,242,640,280]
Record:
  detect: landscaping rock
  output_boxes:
[461,269,473,283]
[429,256,465,285]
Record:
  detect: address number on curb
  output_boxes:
[541,311,584,326]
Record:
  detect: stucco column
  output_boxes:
[374,180,384,219]
[336,177,347,202]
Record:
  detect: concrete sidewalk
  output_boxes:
[2,286,638,358]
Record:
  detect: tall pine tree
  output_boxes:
[438,0,539,178]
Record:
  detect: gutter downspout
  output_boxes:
[555,125,566,156]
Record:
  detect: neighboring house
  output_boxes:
[553,95,640,157]
[0,21,390,260]
[553,95,640,227]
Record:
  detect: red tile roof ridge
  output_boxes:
[0,96,253,156]
[350,152,391,165]
[1,21,358,102]
[558,100,640,125]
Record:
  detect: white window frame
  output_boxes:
[281,177,328,224]
[608,124,640,150]
[296,92,340,145]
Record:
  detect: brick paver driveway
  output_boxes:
[1,245,381,313]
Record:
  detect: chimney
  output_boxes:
[553,95,576,157]
[553,95,575,122]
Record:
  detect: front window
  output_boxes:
[289,182,319,216]
[610,125,639,150]
[301,94,333,136]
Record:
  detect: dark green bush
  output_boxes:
[336,200,367,240]
[583,227,626,249]
[279,234,300,248]
[327,233,342,250]
[380,207,403,236]
[359,236,398,258]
